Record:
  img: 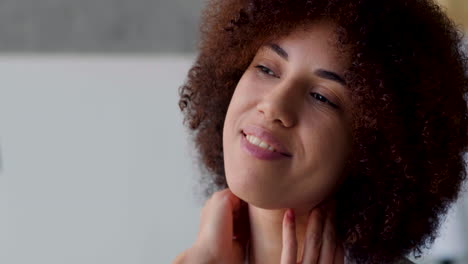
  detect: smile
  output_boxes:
[240,132,292,160]
[245,134,277,152]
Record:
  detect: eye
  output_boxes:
[310,92,339,109]
[255,65,278,78]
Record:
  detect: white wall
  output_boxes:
[0,55,466,264]
[0,55,202,264]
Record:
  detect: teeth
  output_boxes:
[246,134,276,152]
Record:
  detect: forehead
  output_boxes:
[257,22,349,74]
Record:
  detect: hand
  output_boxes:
[281,200,344,264]
[172,189,248,264]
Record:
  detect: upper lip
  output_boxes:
[241,125,292,157]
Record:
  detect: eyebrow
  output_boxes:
[266,42,347,86]
[267,43,288,60]
[314,69,346,86]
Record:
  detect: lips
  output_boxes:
[241,125,292,157]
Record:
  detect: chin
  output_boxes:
[227,178,289,210]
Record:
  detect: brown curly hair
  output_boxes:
[178,0,468,263]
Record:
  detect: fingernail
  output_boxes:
[287,209,295,223]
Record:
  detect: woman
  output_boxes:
[175,0,467,263]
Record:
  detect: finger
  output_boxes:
[172,249,187,264]
[200,189,240,229]
[318,207,337,264]
[233,200,250,244]
[333,242,345,264]
[280,209,297,264]
[199,189,241,247]
[301,208,324,264]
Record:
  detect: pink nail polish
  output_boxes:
[288,209,295,222]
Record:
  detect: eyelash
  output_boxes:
[254,65,339,109]
[255,65,277,78]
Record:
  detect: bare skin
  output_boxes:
[175,21,350,264]
[172,189,344,264]
[222,21,351,264]
[247,200,343,264]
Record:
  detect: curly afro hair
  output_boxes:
[178,0,468,263]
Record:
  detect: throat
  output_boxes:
[247,204,308,264]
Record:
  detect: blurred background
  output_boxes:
[0,0,466,263]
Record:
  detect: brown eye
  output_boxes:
[255,65,278,78]
[310,92,339,109]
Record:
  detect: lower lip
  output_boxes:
[240,133,290,160]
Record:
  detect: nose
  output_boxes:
[256,82,298,128]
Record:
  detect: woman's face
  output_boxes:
[223,22,353,211]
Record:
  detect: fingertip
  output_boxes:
[216,188,232,199]
[309,206,324,223]
[282,209,295,226]
[334,242,346,264]
[213,189,239,204]
[224,189,242,211]
[287,209,295,223]
[301,207,325,263]
[281,209,298,264]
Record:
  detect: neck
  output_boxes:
[246,204,312,264]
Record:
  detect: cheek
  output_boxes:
[300,118,351,182]
[222,80,252,161]
[321,123,349,165]
[224,79,259,127]
[291,127,349,206]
